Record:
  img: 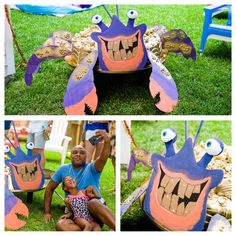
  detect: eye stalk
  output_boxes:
[161,128,177,143]
[197,138,224,168]
[26,142,34,150]
[161,128,177,158]
[127,9,138,19]
[5,145,10,153]
[91,14,108,32]
[127,9,138,27]
[205,138,224,156]
[92,14,102,24]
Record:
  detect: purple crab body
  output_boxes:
[5,145,45,191]
[24,6,197,115]
[143,130,224,231]
[91,15,148,72]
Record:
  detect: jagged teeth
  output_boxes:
[176,202,185,216]
[193,184,201,193]
[178,179,187,199]
[165,177,180,194]
[13,161,38,182]
[104,34,138,61]
[121,39,129,49]
[184,202,196,216]
[160,175,170,187]
[185,184,194,198]
[157,172,207,216]
[170,194,179,213]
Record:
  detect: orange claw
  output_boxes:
[5,199,29,230]
[65,87,98,115]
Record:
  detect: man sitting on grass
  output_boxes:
[43,130,115,231]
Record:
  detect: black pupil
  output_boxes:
[96,16,99,19]
[131,11,134,14]
[207,142,211,147]
[163,131,166,136]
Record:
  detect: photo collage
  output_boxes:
[3,0,233,233]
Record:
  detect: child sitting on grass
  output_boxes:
[61,176,101,231]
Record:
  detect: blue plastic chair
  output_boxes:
[200,5,232,54]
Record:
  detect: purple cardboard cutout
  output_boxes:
[142,128,224,231]
[24,6,197,115]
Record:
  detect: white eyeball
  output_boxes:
[92,15,102,24]
[26,142,34,150]
[127,9,138,19]
[161,128,176,143]
[5,145,10,153]
[205,138,224,156]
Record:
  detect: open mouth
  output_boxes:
[11,160,39,182]
[100,32,139,61]
[157,164,208,216]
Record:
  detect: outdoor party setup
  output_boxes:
[121,121,231,231]
[5,122,45,230]
[24,5,196,115]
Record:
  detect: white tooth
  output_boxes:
[120,49,127,60]
[193,185,201,194]
[113,40,120,51]
[157,187,165,203]
[184,202,195,216]
[108,50,114,60]
[178,179,187,199]
[114,51,121,61]
[161,175,170,188]
[132,36,137,42]
[170,194,179,213]
[128,38,133,47]
[108,41,114,50]
[185,184,194,198]
[165,178,180,194]
[133,46,138,56]
[127,50,133,60]
[176,202,185,216]
[161,193,172,210]
[121,39,129,49]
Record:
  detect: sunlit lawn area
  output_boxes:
[5,5,231,115]
[121,120,231,230]
[11,148,115,231]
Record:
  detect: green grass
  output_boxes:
[121,120,231,231]
[5,5,231,115]
[9,149,115,231]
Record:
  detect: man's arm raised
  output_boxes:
[94,130,111,172]
[43,179,58,222]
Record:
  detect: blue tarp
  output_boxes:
[15,4,99,16]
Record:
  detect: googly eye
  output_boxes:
[5,145,10,153]
[161,128,177,143]
[127,9,138,19]
[92,15,102,24]
[26,142,34,150]
[205,138,224,156]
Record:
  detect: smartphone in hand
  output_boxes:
[89,136,103,145]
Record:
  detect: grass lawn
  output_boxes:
[10,148,115,231]
[5,5,231,115]
[121,120,231,231]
